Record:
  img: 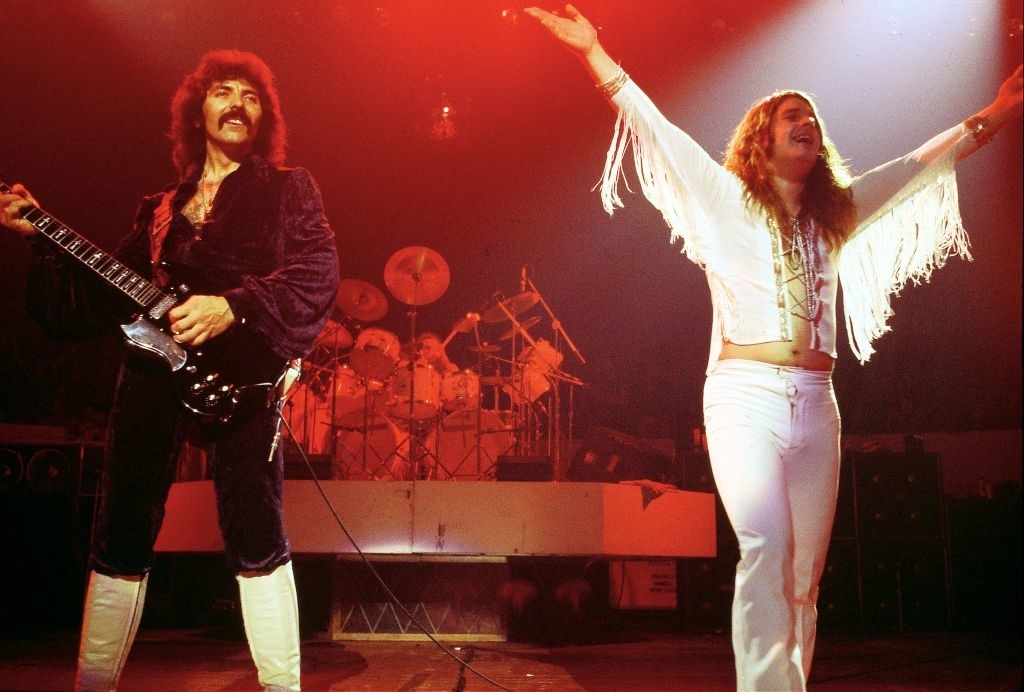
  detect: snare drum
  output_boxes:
[440,369,480,412]
[351,328,401,381]
[387,363,442,421]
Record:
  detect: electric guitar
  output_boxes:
[1,181,287,422]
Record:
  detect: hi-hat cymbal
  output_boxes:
[336,279,388,321]
[479,375,509,386]
[481,291,539,323]
[468,343,500,354]
[315,320,354,349]
[384,246,450,306]
[498,315,542,341]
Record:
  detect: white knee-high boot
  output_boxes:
[75,571,148,692]
[237,561,301,691]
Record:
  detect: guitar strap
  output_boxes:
[149,191,174,288]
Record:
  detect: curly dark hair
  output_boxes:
[723,90,856,252]
[168,49,287,176]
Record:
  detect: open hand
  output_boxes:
[523,4,599,57]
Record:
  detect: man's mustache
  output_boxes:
[219,109,252,128]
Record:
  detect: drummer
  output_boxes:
[401,332,460,376]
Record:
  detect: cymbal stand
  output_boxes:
[471,319,493,479]
[526,275,586,481]
[386,281,441,481]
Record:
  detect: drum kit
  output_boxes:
[282,246,585,481]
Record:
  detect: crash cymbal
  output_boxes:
[481,291,539,323]
[468,343,500,354]
[336,279,388,321]
[383,246,450,306]
[498,315,542,341]
[315,320,354,349]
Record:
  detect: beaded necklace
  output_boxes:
[770,215,822,330]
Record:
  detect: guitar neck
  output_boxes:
[2,182,177,320]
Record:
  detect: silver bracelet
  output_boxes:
[965,114,995,147]
[596,67,629,99]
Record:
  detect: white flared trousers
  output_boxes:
[703,359,841,692]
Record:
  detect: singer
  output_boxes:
[525,4,1022,691]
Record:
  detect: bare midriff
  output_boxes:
[719,341,834,371]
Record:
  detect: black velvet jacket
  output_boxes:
[27,155,340,362]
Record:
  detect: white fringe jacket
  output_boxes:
[601,80,973,369]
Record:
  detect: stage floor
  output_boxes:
[0,624,1019,691]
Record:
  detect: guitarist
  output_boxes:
[0,50,339,691]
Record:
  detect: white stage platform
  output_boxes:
[155,480,717,559]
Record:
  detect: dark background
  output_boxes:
[2,0,1021,440]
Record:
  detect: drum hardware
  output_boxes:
[315,319,354,349]
[498,315,541,341]
[336,278,389,322]
[480,290,539,323]
[330,408,399,480]
[518,271,587,478]
[433,408,516,480]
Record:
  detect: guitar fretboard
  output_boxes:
[2,182,176,320]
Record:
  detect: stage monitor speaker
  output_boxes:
[496,456,553,482]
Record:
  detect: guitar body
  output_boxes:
[2,180,287,423]
[120,310,286,423]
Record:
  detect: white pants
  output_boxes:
[703,359,841,692]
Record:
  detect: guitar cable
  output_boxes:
[272,402,513,692]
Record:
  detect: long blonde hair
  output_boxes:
[723,90,856,252]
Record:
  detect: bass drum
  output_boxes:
[435,409,515,480]
[329,410,399,480]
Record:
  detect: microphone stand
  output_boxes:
[525,275,586,481]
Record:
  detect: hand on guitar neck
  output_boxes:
[0,182,43,237]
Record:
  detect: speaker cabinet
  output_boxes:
[818,538,862,630]
[849,451,943,539]
[859,538,949,631]
[0,442,102,631]
[680,542,738,632]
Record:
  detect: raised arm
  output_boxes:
[957,64,1023,162]
[852,63,1023,225]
